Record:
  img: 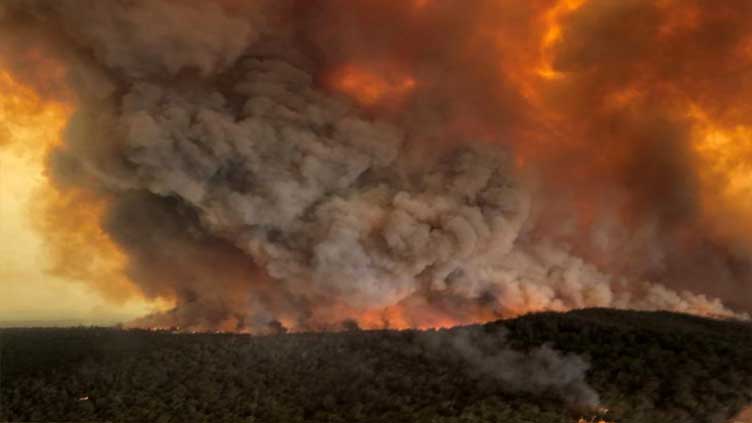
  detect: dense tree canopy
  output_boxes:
[1,308,751,422]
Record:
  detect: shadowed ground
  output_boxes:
[2,308,751,423]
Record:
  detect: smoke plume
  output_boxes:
[420,326,600,407]
[2,0,752,331]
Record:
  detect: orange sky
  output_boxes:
[0,71,168,325]
[3,0,752,328]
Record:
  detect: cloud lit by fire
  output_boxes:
[331,64,416,107]
[0,69,168,323]
[2,0,752,332]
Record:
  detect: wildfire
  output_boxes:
[5,0,752,334]
[336,296,505,331]
[331,64,416,107]
[356,304,457,330]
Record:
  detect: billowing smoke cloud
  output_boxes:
[420,326,600,407]
[2,0,752,331]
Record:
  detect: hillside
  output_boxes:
[1,308,751,422]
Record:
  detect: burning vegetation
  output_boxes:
[6,2,752,421]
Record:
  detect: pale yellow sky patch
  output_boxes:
[0,71,166,325]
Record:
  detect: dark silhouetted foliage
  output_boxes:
[1,308,751,422]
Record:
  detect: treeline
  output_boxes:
[1,308,751,422]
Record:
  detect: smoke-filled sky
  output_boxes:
[2,0,752,330]
[0,69,167,324]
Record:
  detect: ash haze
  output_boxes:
[2,0,752,331]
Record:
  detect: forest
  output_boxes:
[2,308,751,422]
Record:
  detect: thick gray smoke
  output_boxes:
[116,60,528,310]
[420,326,600,407]
[0,0,747,333]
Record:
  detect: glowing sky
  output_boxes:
[4,0,752,330]
[0,72,164,325]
